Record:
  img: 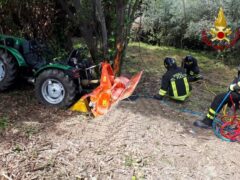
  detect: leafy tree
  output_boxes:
[140,0,240,51]
[0,0,142,74]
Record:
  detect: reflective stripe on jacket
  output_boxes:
[159,67,191,101]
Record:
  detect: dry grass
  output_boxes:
[0,43,240,179]
[123,42,236,112]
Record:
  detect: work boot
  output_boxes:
[193,117,213,129]
[153,94,164,101]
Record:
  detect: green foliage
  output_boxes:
[125,155,134,167]
[124,42,236,113]
[140,0,240,46]
[0,116,9,132]
[125,42,216,74]
[0,0,141,73]
[51,45,68,62]
[13,145,23,153]
[0,0,8,5]
[136,0,240,64]
[23,125,39,137]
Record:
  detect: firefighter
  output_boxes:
[194,66,240,129]
[182,55,203,82]
[154,57,191,101]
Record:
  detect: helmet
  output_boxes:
[184,55,194,63]
[164,57,177,70]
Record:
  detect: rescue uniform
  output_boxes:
[195,76,240,128]
[182,56,202,81]
[159,67,191,101]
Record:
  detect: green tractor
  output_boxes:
[0,34,99,107]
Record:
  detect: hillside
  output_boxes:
[1,43,240,179]
[124,42,236,113]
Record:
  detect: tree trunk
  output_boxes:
[182,0,187,24]
[93,0,108,58]
[80,24,98,61]
[57,0,97,61]
[113,0,126,75]
[113,0,140,75]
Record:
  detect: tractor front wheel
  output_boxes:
[0,50,18,91]
[35,69,77,107]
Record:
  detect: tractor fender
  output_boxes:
[34,63,77,78]
[0,45,27,67]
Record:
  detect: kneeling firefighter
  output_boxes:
[182,55,203,82]
[154,57,191,101]
[194,66,240,129]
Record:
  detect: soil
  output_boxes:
[1,44,240,179]
[1,83,240,179]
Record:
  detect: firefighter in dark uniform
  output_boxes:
[182,55,202,82]
[194,67,240,128]
[154,57,191,101]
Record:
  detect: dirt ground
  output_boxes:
[1,86,240,179]
[1,44,240,179]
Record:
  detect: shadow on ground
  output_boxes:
[0,82,90,143]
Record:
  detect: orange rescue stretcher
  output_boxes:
[70,62,143,117]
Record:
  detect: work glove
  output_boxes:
[229,82,240,92]
[190,71,194,76]
[153,94,164,101]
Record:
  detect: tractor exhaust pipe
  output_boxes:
[81,79,99,86]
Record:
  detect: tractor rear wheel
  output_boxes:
[0,50,18,91]
[35,69,77,107]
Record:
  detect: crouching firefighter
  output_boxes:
[182,55,203,82]
[154,57,191,101]
[194,68,240,129]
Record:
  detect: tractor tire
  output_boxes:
[35,69,77,108]
[0,50,18,91]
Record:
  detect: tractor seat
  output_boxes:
[22,40,47,69]
[67,49,93,69]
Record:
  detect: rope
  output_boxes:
[215,92,231,114]
[189,79,217,96]
[134,35,217,118]
[215,93,240,142]
[128,88,240,142]
[131,12,222,129]
[202,80,217,96]
[129,77,217,118]
[131,91,240,142]
[131,14,240,142]
[127,94,205,117]
[212,91,233,142]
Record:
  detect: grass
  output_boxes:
[125,42,236,86]
[12,144,24,153]
[124,42,236,113]
[125,155,135,167]
[0,116,9,133]
[125,42,234,73]
[23,125,39,137]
